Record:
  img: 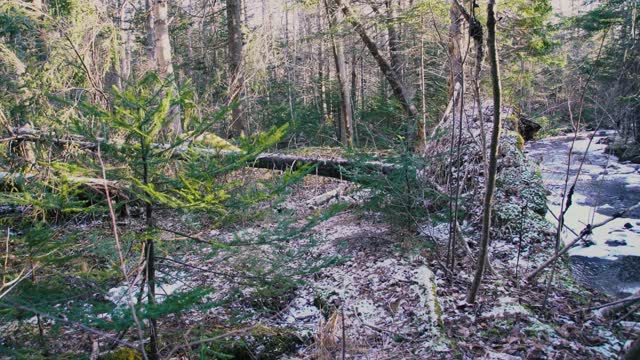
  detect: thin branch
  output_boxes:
[97,143,148,360]
[526,202,640,282]
[575,295,640,314]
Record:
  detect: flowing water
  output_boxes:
[526,130,640,297]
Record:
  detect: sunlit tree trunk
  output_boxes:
[153,0,182,134]
[227,0,245,136]
[318,14,328,121]
[417,14,428,153]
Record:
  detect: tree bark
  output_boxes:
[385,0,401,77]
[227,0,245,137]
[324,0,354,147]
[145,0,156,64]
[467,0,501,304]
[417,14,428,153]
[153,0,182,134]
[448,0,464,102]
[140,142,159,360]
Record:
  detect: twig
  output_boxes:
[0,266,34,300]
[2,228,9,287]
[526,202,640,282]
[154,226,225,248]
[574,295,640,314]
[97,143,148,360]
[166,323,260,358]
[613,302,640,326]
[61,31,108,103]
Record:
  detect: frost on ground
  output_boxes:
[3,126,638,358]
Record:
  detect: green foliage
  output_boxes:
[499,0,563,112]
[198,325,302,360]
[0,70,342,358]
[346,150,447,231]
[570,0,640,137]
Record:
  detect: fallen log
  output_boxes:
[2,129,397,182]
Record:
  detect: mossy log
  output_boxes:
[2,129,397,184]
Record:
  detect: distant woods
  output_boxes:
[1,0,636,149]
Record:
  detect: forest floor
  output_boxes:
[1,169,637,359]
[101,173,635,359]
[1,144,638,358]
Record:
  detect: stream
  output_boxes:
[525,130,640,298]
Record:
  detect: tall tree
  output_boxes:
[333,0,418,147]
[324,0,353,146]
[467,0,501,304]
[153,0,182,134]
[448,0,464,103]
[145,0,156,64]
[385,0,401,77]
[227,0,245,137]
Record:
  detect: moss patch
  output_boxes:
[99,348,142,360]
[199,325,303,359]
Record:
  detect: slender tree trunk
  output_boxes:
[448,0,464,102]
[141,143,159,360]
[624,335,640,360]
[385,0,401,77]
[324,0,353,146]
[227,0,245,137]
[145,0,156,64]
[153,0,182,134]
[417,14,428,153]
[116,0,130,89]
[153,0,173,75]
[318,15,328,121]
[351,49,358,144]
[467,0,501,304]
[333,0,418,149]
[284,4,295,124]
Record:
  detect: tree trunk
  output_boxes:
[417,14,428,153]
[318,15,328,122]
[448,0,464,102]
[385,0,401,77]
[624,335,640,360]
[145,0,156,64]
[227,0,245,137]
[333,0,418,148]
[153,0,182,134]
[324,0,354,147]
[115,0,131,90]
[142,142,159,360]
[467,0,501,304]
